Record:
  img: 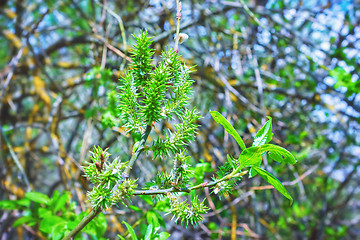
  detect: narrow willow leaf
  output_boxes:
[144,223,154,240]
[25,192,50,205]
[210,111,246,150]
[238,146,262,168]
[159,232,170,240]
[239,144,296,170]
[261,144,296,164]
[250,115,271,176]
[249,159,262,178]
[122,221,138,240]
[252,166,293,205]
[13,216,34,227]
[39,216,65,233]
[253,116,273,147]
[239,146,263,178]
[226,154,238,170]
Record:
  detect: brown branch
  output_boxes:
[62,208,102,240]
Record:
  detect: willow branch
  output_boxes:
[62,208,101,240]
[132,170,248,195]
[123,124,152,176]
[95,0,127,51]
[0,125,31,192]
[174,0,182,51]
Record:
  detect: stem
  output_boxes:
[95,0,127,51]
[132,170,248,195]
[237,0,267,30]
[191,170,248,190]
[133,187,189,195]
[123,124,152,176]
[174,0,181,51]
[0,125,31,192]
[62,208,101,240]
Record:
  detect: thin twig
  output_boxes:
[123,124,152,176]
[223,0,268,30]
[62,208,101,240]
[95,35,131,61]
[0,125,31,192]
[132,170,248,195]
[174,0,182,51]
[95,0,127,51]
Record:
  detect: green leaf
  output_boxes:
[158,232,170,240]
[139,195,154,206]
[145,211,160,240]
[49,191,60,209]
[0,200,19,210]
[54,192,70,213]
[39,216,65,233]
[38,207,52,218]
[51,222,66,240]
[13,215,35,227]
[249,158,262,178]
[193,161,212,181]
[226,154,238,170]
[15,198,31,208]
[146,211,160,229]
[144,223,154,240]
[25,191,50,205]
[210,111,246,150]
[82,225,97,239]
[252,166,293,205]
[261,144,296,164]
[253,116,273,147]
[122,221,138,240]
[238,147,263,168]
[132,141,140,153]
[239,144,296,170]
[129,205,142,212]
[93,212,107,236]
[154,211,166,228]
[66,221,79,231]
[251,118,289,177]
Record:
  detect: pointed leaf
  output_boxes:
[226,154,238,170]
[239,144,296,171]
[210,111,246,150]
[93,212,107,236]
[39,216,65,233]
[54,192,70,212]
[253,116,273,147]
[261,144,296,164]
[158,232,170,240]
[122,221,138,240]
[13,216,35,227]
[51,222,66,240]
[238,146,263,168]
[146,211,160,229]
[0,200,20,210]
[25,192,50,205]
[144,223,154,240]
[249,158,262,178]
[252,166,293,205]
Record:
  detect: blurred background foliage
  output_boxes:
[0,0,359,239]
